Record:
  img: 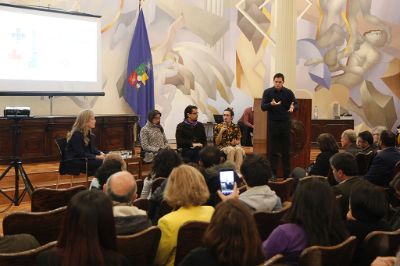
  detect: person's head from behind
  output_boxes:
[152,149,182,178]
[285,176,347,246]
[341,129,357,148]
[95,153,127,189]
[240,154,272,188]
[379,130,396,149]
[372,126,387,144]
[329,152,358,182]
[147,109,162,126]
[199,146,221,168]
[273,73,285,90]
[57,190,116,265]
[317,133,339,153]
[348,181,388,223]
[223,108,234,124]
[203,199,262,266]
[357,131,374,149]
[184,105,198,122]
[164,165,210,209]
[105,171,137,204]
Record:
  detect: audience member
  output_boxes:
[389,173,400,230]
[90,153,127,190]
[175,105,207,163]
[141,149,182,199]
[214,108,245,171]
[0,234,39,253]
[154,165,214,266]
[179,199,263,266]
[237,106,254,146]
[357,130,378,153]
[140,110,170,163]
[36,190,128,266]
[364,130,400,187]
[340,129,361,155]
[238,155,281,212]
[198,146,238,206]
[104,171,152,235]
[330,152,362,219]
[261,177,348,264]
[346,181,391,264]
[308,133,339,177]
[65,109,105,176]
[372,126,388,146]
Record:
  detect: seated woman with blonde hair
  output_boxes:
[65,109,105,176]
[154,165,214,266]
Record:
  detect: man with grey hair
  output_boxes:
[340,129,360,155]
[104,171,151,235]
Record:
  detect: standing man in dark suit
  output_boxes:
[364,130,400,187]
[175,105,207,163]
[261,73,297,179]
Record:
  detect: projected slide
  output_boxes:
[0,10,97,82]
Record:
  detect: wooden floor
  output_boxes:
[0,147,320,235]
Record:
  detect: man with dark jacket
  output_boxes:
[175,105,207,163]
[364,130,400,187]
[104,171,151,235]
[330,152,363,219]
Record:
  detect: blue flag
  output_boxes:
[125,9,154,128]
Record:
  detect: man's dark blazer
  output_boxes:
[333,176,363,219]
[363,147,400,187]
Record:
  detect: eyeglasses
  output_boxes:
[190,112,198,115]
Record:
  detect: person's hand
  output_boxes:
[220,123,228,133]
[288,102,295,113]
[230,139,239,146]
[371,256,396,266]
[217,183,239,201]
[271,99,281,106]
[96,154,105,160]
[192,143,203,148]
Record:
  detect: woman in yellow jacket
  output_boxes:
[154,165,214,266]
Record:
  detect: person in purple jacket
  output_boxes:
[261,177,348,264]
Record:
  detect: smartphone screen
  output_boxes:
[219,170,235,195]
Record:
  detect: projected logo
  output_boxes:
[127,61,151,90]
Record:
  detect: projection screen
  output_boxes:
[0,3,104,96]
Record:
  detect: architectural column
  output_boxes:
[270,0,296,89]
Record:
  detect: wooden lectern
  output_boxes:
[253,98,311,173]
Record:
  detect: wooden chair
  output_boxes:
[361,229,400,265]
[238,185,247,194]
[174,221,209,266]
[268,178,293,202]
[136,179,144,196]
[0,241,57,266]
[126,156,142,179]
[2,207,67,245]
[133,198,150,212]
[264,254,284,266]
[356,151,374,175]
[31,185,86,212]
[151,177,166,193]
[298,236,357,266]
[55,138,88,187]
[253,201,292,241]
[117,226,161,266]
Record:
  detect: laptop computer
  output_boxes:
[213,114,223,124]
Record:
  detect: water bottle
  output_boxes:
[313,106,319,119]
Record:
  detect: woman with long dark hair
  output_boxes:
[262,177,348,264]
[180,199,263,266]
[37,190,128,266]
[308,133,339,176]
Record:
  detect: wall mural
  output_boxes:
[2,0,399,139]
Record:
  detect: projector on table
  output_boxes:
[4,107,31,118]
